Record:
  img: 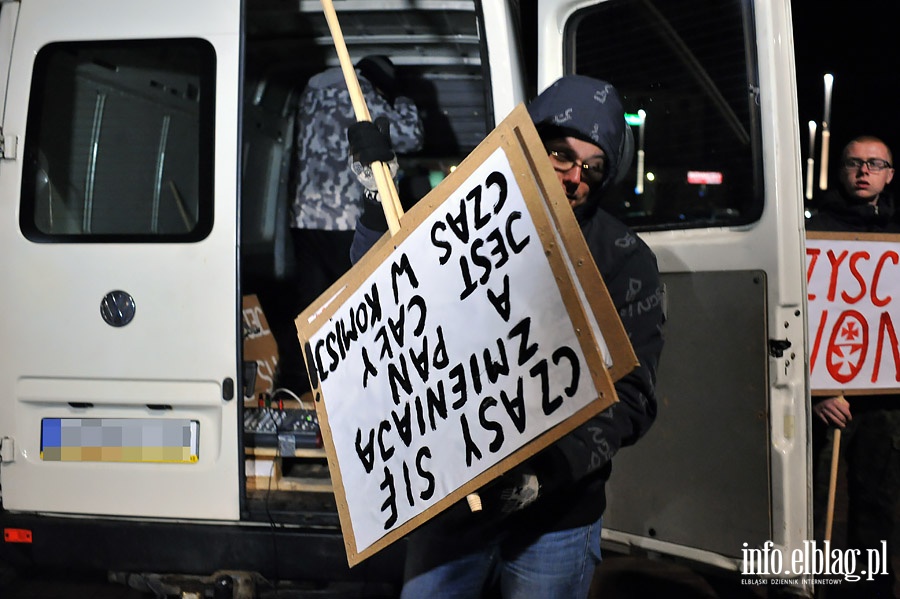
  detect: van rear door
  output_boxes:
[0,0,241,520]
[536,0,810,575]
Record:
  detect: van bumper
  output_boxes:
[0,512,405,584]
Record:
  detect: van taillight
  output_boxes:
[3,528,32,543]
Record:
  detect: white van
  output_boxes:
[0,0,810,595]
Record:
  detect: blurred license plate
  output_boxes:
[40,418,199,463]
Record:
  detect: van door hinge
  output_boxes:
[1,436,14,463]
[0,128,17,160]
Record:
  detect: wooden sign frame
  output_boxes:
[806,230,900,396]
[296,105,637,565]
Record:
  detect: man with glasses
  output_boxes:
[809,136,895,228]
[348,75,665,598]
[806,136,899,598]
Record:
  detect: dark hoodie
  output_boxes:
[806,187,900,233]
[500,75,665,531]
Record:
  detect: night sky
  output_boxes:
[791,1,900,168]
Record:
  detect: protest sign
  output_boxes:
[296,105,635,565]
[806,231,900,395]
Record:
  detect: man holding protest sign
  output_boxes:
[349,75,665,598]
[806,135,899,598]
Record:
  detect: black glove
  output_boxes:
[477,465,541,515]
[475,447,573,516]
[349,117,397,233]
[348,118,398,196]
[347,117,393,164]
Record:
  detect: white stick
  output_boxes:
[806,158,815,201]
[635,111,646,195]
[819,130,830,192]
[635,149,645,195]
[819,75,833,191]
[806,121,816,201]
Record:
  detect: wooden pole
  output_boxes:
[817,424,842,599]
[824,427,841,542]
[320,0,404,235]
[320,0,481,513]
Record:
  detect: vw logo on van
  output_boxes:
[100,290,136,327]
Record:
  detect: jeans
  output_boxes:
[400,516,603,599]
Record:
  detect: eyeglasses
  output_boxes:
[841,158,893,172]
[547,149,606,184]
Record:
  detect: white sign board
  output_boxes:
[297,106,634,565]
[806,232,900,394]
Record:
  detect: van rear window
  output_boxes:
[567,0,763,231]
[20,39,216,241]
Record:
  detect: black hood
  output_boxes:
[527,75,634,219]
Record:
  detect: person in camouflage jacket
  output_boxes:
[267,57,424,397]
[292,55,424,231]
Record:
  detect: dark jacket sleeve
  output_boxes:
[349,218,385,265]
[541,212,666,488]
